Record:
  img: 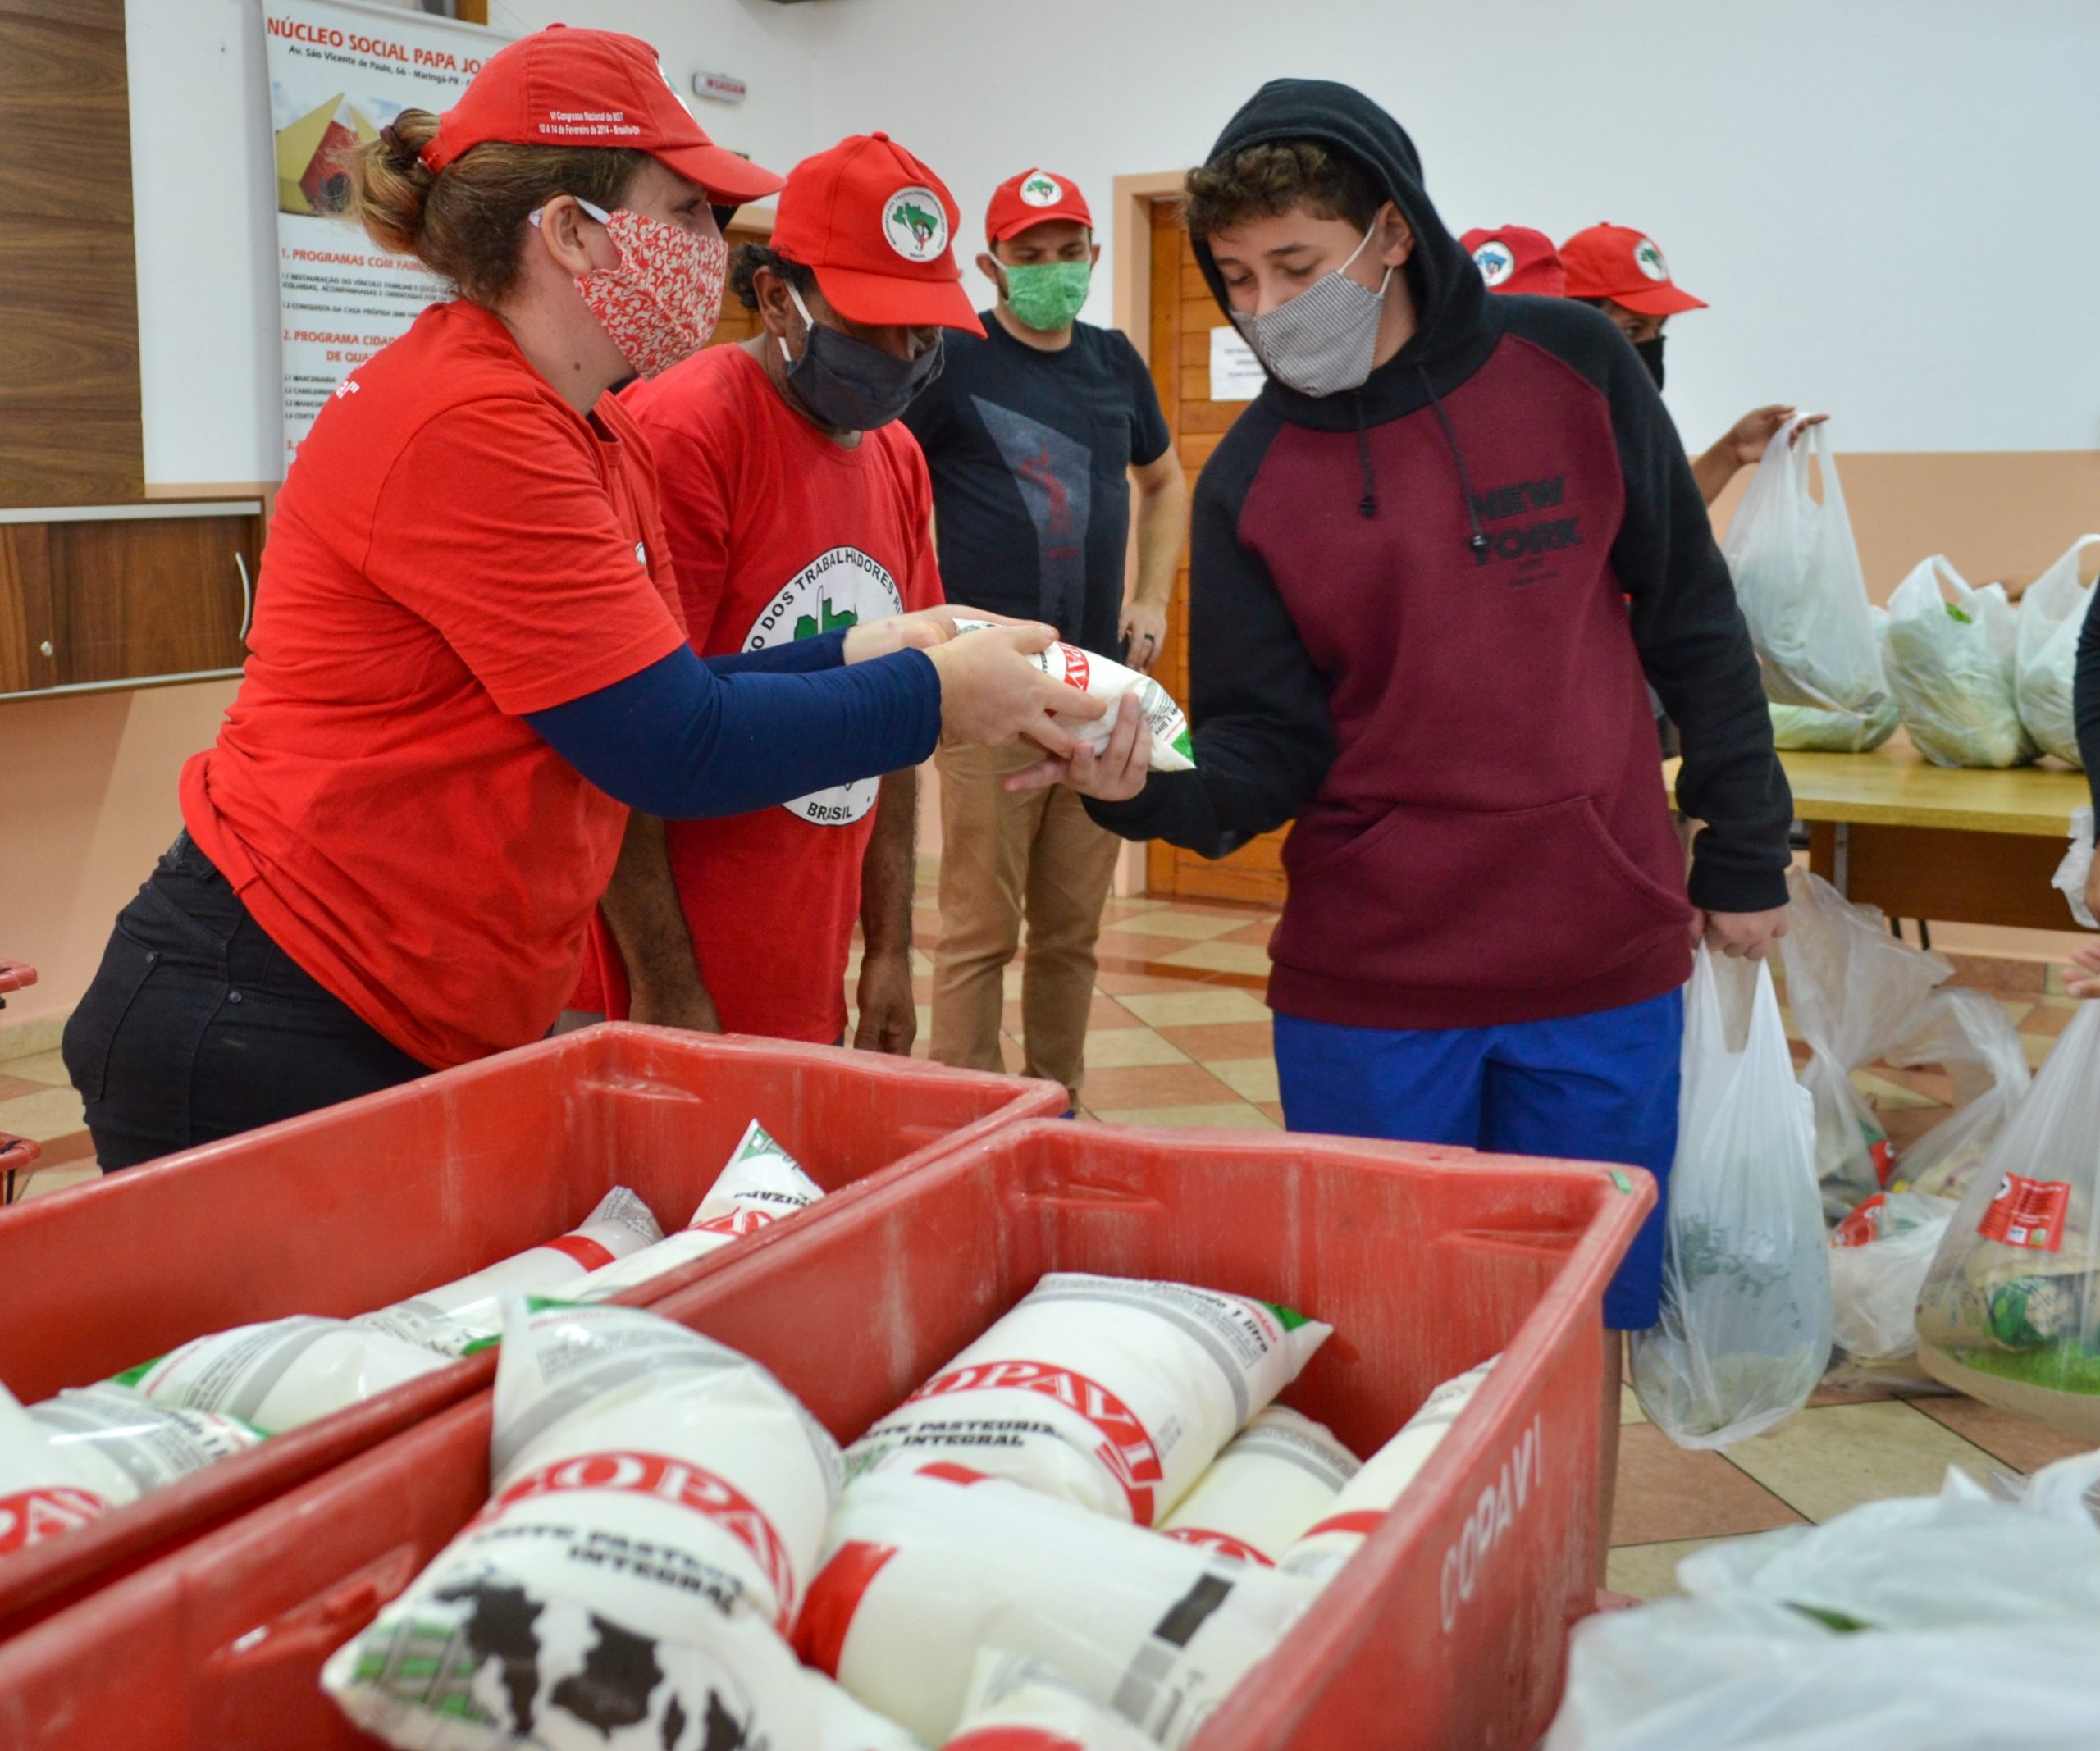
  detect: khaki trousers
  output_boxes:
[929,741,1123,1105]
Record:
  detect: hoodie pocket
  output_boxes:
[1276,796,1693,996]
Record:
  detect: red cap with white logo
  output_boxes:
[1459,226,1566,298]
[422,25,784,206]
[1559,223,1706,315]
[985,168,1093,244]
[771,133,983,335]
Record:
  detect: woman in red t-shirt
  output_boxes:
[60,27,1093,1169]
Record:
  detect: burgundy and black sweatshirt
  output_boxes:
[1089,80,1796,1030]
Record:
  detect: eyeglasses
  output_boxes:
[528,196,614,229]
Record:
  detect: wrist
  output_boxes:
[859,939,911,964]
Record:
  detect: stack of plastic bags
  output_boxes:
[2014,534,2098,767]
[1881,554,2036,768]
[1720,420,1898,752]
[1915,1001,2100,1439]
[1545,1450,2100,1749]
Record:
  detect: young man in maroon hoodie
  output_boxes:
[1032,80,1795,1536]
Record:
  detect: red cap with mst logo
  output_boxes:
[422,25,784,205]
[1460,226,1566,297]
[985,167,1093,243]
[1559,223,1707,315]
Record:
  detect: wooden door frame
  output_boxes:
[1108,173,1187,899]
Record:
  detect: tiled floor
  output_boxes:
[5,873,2089,1592]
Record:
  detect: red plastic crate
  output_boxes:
[0,1119,1650,1751]
[0,960,39,1204]
[0,1024,1059,1639]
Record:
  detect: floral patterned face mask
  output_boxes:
[536,196,727,378]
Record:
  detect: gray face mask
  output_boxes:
[779,283,943,431]
[1230,227,1392,398]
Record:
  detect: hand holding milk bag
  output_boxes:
[844,1271,1331,1524]
[1880,554,2037,768]
[324,1300,843,1750]
[117,1316,454,1434]
[2014,535,2100,766]
[356,1186,664,1353]
[1719,419,1897,752]
[1278,1359,1495,1588]
[797,1468,1306,1747]
[1631,951,1831,1448]
[573,1121,825,1303]
[1158,1405,1360,1566]
[949,618,1194,772]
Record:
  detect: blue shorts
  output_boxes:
[1272,990,1682,1329]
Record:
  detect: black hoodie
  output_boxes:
[1089,80,1794,1030]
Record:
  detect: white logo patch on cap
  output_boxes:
[1634,236,1669,281]
[1019,171,1063,207]
[883,185,948,262]
[1472,241,1515,286]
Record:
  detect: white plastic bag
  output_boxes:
[952,618,1194,772]
[1882,555,2037,768]
[2054,808,2096,930]
[1158,1404,1358,1566]
[1778,870,1947,1217]
[0,1381,111,1557]
[1719,421,1898,753]
[1277,1359,1495,1588]
[1631,951,1830,1448]
[27,1382,265,1507]
[1915,1003,2100,1439]
[356,1186,663,1353]
[845,1272,1330,1525]
[1828,1191,1957,1366]
[574,1121,824,1304]
[2014,535,2099,766]
[797,1468,1304,1749]
[1885,983,2033,1204]
[941,1651,1155,1751]
[1544,1452,2100,1750]
[323,1300,842,1750]
[117,1316,453,1434]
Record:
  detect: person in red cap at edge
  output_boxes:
[1460,225,1566,297]
[900,169,1186,1110]
[569,135,980,1050]
[58,32,1098,1170]
[1561,222,1826,506]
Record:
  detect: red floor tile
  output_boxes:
[1608,1425,1807,1546]
[1911,1395,2097,1474]
[1156,1022,1277,1062]
[1079,1061,1242,1110]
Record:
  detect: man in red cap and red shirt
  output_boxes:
[576,134,982,1052]
[1562,222,1825,505]
[1460,225,1566,297]
[902,169,1185,1108]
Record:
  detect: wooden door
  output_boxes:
[47,514,258,687]
[708,216,779,349]
[1144,199,1289,907]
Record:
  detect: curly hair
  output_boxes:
[728,243,819,311]
[348,110,648,307]
[1181,140,1381,242]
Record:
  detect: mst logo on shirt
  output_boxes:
[745,545,903,825]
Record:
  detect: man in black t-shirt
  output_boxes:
[904,166,1186,1107]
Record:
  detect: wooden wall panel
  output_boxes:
[0,526,56,695]
[48,516,256,687]
[0,7,141,507]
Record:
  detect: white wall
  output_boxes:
[798,0,2099,458]
[125,0,822,486]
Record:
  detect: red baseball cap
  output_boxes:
[1460,226,1565,297]
[422,25,784,206]
[1559,223,1707,315]
[771,134,983,335]
[985,168,1093,244]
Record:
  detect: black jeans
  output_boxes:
[62,833,431,1170]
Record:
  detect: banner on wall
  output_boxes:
[262,0,511,462]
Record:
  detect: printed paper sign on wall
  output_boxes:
[262,0,511,462]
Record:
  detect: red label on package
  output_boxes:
[1976,1174,2071,1252]
[1057,644,1090,691]
[1834,1193,1888,1248]
[1870,1135,1896,1187]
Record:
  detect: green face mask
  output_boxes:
[1002,258,1092,331]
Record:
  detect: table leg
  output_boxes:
[1832,822,1851,898]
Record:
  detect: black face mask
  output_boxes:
[780,285,944,431]
[1634,334,1666,391]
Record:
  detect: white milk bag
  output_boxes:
[845,1272,1331,1525]
[28,1382,265,1506]
[0,1380,111,1557]
[941,1650,1156,1750]
[1158,1404,1360,1566]
[117,1316,454,1434]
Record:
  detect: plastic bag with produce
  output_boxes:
[1631,951,1829,1448]
[1881,555,2036,768]
[2013,534,2099,767]
[1719,421,1898,753]
[1828,1190,1957,1368]
[1916,1002,2100,1439]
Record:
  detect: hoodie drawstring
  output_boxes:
[1422,366,1490,561]
[1353,394,1377,519]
